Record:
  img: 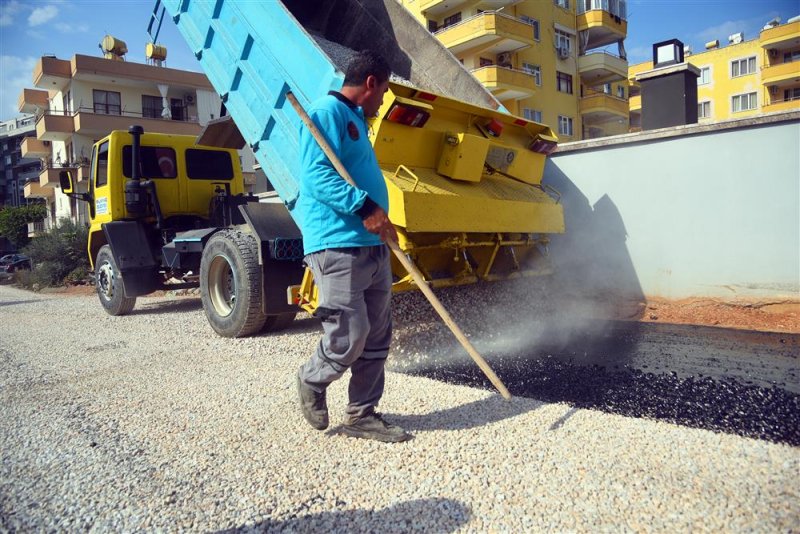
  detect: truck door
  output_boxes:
[91,140,112,224]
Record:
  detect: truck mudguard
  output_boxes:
[102,221,160,297]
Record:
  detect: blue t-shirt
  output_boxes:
[296,92,389,255]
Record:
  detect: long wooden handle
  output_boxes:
[287,91,512,400]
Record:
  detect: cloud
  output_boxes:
[695,11,781,43]
[0,55,38,118]
[0,0,24,26]
[28,4,58,26]
[626,45,652,64]
[55,22,88,33]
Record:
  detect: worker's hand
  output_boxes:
[362,206,398,243]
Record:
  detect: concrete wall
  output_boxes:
[543,112,800,300]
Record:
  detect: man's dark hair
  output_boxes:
[343,50,390,86]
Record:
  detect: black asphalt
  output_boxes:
[401,321,800,446]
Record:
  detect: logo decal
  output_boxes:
[347,121,360,141]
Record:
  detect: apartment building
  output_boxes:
[400,0,630,140]
[18,49,257,235]
[629,18,800,128]
[0,116,40,209]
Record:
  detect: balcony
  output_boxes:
[576,0,628,52]
[72,107,203,138]
[35,111,74,142]
[760,20,800,51]
[421,0,520,17]
[580,89,629,121]
[761,61,800,87]
[33,56,71,91]
[18,89,49,114]
[436,12,537,55]
[578,51,628,85]
[763,96,800,113]
[38,161,68,188]
[471,65,537,100]
[20,137,51,158]
[24,180,54,199]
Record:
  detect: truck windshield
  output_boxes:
[122,145,178,179]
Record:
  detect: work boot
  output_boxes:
[297,373,328,430]
[342,412,412,443]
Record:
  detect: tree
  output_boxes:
[0,204,47,249]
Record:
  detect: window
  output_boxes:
[554,0,570,8]
[616,85,625,99]
[93,90,121,115]
[122,146,178,179]
[519,15,540,40]
[602,83,612,94]
[784,88,800,101]
[170,98,185,121]
[479,57,494,67]
[442,12,461,28]
[555,30,572,55]
[556,71,573,94]
[142,95,162,119]
[427,19,438,32]
[521,63,541,85]
[731,92,757,112]
[523,108,543,123]
[95,141,109,187]
[730,56,756,77]
[186,149,234,180]
[698,101,711,119]
[782,50,800,63]
[698,66,711,85]
[62,90,71,114]
[558,115,573,136]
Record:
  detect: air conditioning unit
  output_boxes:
[497,52,513,67]
[557,46,570,59]
[184,93,195,105]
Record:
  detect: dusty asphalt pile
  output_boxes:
[389,281,800,446]
[1,284,798,531]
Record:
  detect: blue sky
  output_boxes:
[1,0,798,118]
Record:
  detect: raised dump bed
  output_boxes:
[161,0,564,294]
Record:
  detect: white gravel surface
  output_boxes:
[1,284,798,532]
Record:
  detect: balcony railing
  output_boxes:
[576,0,627,19]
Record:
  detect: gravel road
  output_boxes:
[1,284,798,532]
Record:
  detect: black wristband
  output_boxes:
[356,197,380,219]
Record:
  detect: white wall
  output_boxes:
[543,116,800,299]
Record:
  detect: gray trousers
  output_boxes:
[299,245,393,418]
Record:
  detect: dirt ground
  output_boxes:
[44,283,800,335]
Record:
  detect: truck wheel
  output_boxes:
[95,245,136,316]
[200,230,266,337]
[262,312,297,333]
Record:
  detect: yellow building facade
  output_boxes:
[629,20,800,128]
[400,0,631,140]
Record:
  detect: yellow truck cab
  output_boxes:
[61,125,304,337]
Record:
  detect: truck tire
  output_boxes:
[262,312,297,333]
[200,230,266,337]
[95,245,136,316]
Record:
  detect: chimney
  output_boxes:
[634,39,700,130]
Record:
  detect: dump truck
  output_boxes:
[62,0,565,338]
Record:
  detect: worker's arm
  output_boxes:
[299,109,367,214]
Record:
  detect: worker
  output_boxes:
[295,50,411,443]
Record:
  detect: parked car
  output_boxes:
[0,254,32,278]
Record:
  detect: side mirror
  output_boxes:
[59,170,91,203]
[59,170,75,194]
